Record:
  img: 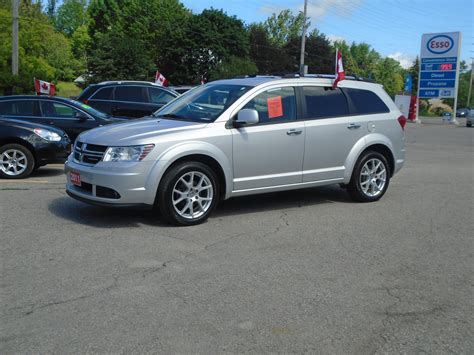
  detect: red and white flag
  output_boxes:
[332,48,345,89]
[34,78,56,95]
[154,71,168,87]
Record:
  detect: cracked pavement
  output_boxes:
[1,122,473,353]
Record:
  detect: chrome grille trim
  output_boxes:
[73,142,108,165]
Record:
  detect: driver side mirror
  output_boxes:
[234,108,259,127]
[75,111,89,121]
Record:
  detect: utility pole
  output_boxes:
[12,0,19,76]
[299,0,308,76]
[467,58,473,107]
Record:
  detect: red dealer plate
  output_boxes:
[70,171,81,187]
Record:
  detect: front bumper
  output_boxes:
[35,140,71,166]
[64,156,158,207]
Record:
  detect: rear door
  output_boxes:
[231,86,305,191]
[301,86,391,182]
[301,86,365,182]
[0,99,41,123]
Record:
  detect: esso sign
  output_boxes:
[427,35,454,54]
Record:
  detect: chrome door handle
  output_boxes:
[287,129,302,135]
[347,123,361,129]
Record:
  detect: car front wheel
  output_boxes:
[0,144,35,179]
[348,151,390,202]
[157,161,219,226]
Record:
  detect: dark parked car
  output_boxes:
[77,81,179,118]
[0,118,70,179]
[0,95,123,142]
[456,108,470,117]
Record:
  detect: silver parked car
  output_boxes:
[65,76,406,225]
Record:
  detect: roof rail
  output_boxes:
[301,73,375,83]
[233,75,279,79]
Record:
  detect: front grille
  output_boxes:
[73,141,108,165]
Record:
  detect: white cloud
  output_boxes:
[388,52,415,69]
[327,34,346,44]
[302,0,364,20]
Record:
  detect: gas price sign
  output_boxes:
[418,32,461,98]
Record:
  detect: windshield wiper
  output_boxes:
[156,113,188,120]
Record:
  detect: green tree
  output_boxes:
[55,0,88,36]
[0,8,79,94]
[373,57,404,97]
[209,56,257,81]
[263,9,305,46]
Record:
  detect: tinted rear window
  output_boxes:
[114,86,146,102]
[0,100,38,116]
[343,88,389,115]
[303,87,349,119]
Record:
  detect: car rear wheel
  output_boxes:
[0,144,35,179]
[348,151,390,202]
[467,122,472,127]
[157,161,219,226]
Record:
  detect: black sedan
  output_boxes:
[0,118,70,179]
[0,95,124,142]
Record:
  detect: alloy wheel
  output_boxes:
[359,158,387,197]
[0,149,28,176]
[172,171,214,219]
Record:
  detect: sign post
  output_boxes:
[417,32,462,124]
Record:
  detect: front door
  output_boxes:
[39,101,97,142]
[231,86,305,191]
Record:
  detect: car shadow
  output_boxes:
[48,185,351,229]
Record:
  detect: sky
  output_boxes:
[182,0,473,68]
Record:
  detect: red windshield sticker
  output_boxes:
[267,96,283,119]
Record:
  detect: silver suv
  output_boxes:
[65,76,406,225]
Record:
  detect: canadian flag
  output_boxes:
[34,78,56,96]
[332,48,345,89]
[154,71,169,87]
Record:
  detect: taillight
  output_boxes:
[398,115,407,130]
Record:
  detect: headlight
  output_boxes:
[103,144,154,162]
[34,128,62,142]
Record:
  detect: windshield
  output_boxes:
[66,99,110,120]
[154,84,252,123]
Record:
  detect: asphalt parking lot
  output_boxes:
[1,120,473,353]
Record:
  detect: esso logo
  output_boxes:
[427,35,454,54]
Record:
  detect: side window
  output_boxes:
[41,101,80,118]
[303,86,349,119]
[0,100,38,116]
[114,86,146,102]
[343,88,389,115]
[243,87,296,124]
[92,87,113,100]
[148,88,176,104]
[0,101,15,115]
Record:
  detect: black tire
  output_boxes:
[347,151,390,202]
[157,161,219,226]
[467,122,472,127]
[0,143,35,179]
